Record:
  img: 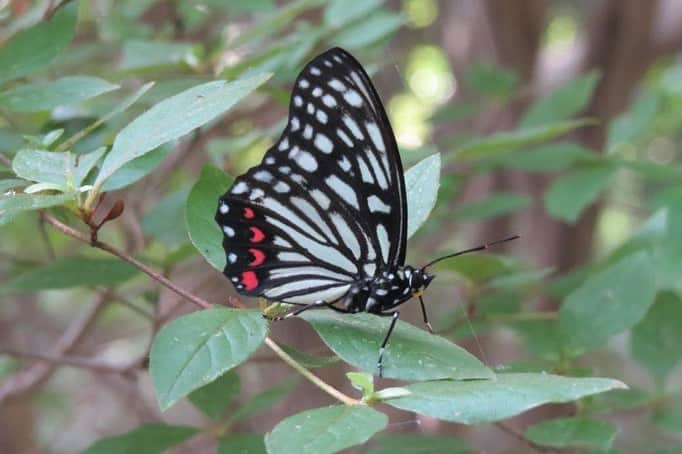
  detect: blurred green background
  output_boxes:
[2,0,682,452]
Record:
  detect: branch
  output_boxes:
[0,291,110,404]
[43,213,213,310]
[0,349,137,376]
[42,0,75,21]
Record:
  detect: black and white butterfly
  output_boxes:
[215,47,517,375]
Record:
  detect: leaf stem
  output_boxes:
[264,337,362,407]
[42,213,213,310]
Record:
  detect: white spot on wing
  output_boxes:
[368,195,391,214]
[219,202,229,214]
[337,129,353,147]
[366,122,385,152]
[278,252,307,262]
[294,96,303,107]
[376,224,390,263]
[295,151,318,172]
[223,226,235,237]
[254,170,273,183]
[291,117,300,131]
[307,103,315,114]
[329,79,346,92]
[312,87,322,97]
[303,124,313,139]
[338,156,352,172]
[343,115,364,140]
[228,253,237,263]
[299,79,309,88]
[357,157,373,184]
[322,94,337,107]
[326,175,359,210]
[310,66,321,76]
[279,137,289,151]
[316,109,328,124]
[232,182,248,194]
[311,189,331,209]
[274,181,290,193]
[331,212,360,260]
[314,133,333,154]
[344,89,363,107]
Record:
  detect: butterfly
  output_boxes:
[215,47,517,376]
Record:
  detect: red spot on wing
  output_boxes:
[244,207,255,219]
[241,271,258,291]
[249,248,266,266]
[249,227,265,243]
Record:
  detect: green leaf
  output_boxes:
[231,378,298,422]
[302,311,493,380]
[631,293,682,384]
[81,423,197,454]
[186,165,234,270]
[485,142,597,172]
[0,256,139,293]
[364,435,472,454]
[120,40,199,71]
[218,434,266,454]
[387,373,626,424]
[101,144,173,191]
[559,252,657,356]
[452,119,592,162]
[12,149,70,188]
[0,192,74,217]
[0,179,26,192]
[333,12,405,49]
[347,371,374,396]
[70,147,107,188]
[265,406,387,454]
[95,74,271,187]
[436,253,516,284]
[188,370,240,420]
[0,2,78,86]
[607,90,658,150]
[142,189,190,248]
[520,71,599,128]
[279,344,339,369]
[465,62,518,100]
[323,0,383,28]
[150,308,268,411]
[526,417,618,451]
[453,193,530,221]
[544,164,616,223]
[405,153,440,238]
[0,76,119,112]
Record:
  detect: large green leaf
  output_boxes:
[0,2,78,86]
[95,74,271,187]
[520,71,599,128]
[265,405,387,454]
[301,311,493,380]
[0,192,74,218]
[188,370,240,420]
[101,144,173,191]
[387,373,626,424]
[120,40,198,71]
[544,164,616,223]
[142,189,190,248]
[465,62,518,100]
[0,76,118,112]
[363,435,472,454]
[485,142,597,172]
[631,293,682,384]
[81,423,197,454]
[525,417,618,451]
[559,252,657,356]
[186,165,233,270]
[405,153,440,238]
[150,308,268,411]
[0,256,139,293]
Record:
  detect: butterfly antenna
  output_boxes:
[423,235,520,269]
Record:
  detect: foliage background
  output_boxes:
[1,0,682,452]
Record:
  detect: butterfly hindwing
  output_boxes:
[215,47,407,305]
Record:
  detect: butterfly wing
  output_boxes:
[215,47,407,305]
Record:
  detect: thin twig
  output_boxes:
[42,213,213,310]
[0,291,110,404]
[42,0,75,20]
[37,212,56,260]
[264,337,362,406]
[0,152,11,167]
[0,348,136,376]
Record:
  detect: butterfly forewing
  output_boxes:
[215,47,407,305]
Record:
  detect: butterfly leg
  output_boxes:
[265,301,351,321]
[419,296,434,333]
[376,311,400,378]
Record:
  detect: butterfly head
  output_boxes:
[405,266,434,298]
